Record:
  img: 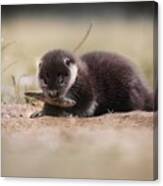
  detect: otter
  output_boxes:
[28,49,155,118]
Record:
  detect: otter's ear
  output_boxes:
[63,57,72,67]
[39,61,42,68]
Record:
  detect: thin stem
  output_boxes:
[73,23,93,52]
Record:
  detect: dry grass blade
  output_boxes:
[11,75,16,88]
[11,74,19,101]
[73,23,93,52]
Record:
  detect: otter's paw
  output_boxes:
[63,98,76,107]
[30,111,44,118]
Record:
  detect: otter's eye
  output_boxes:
[57,73,61,77]
[57,74,64,84]
[44,78,48,84]
[46,72,49,79]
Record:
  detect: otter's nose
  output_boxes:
[48,90,58,97]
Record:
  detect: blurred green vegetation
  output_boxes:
[2,14,154,103]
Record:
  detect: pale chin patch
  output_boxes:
[64,64,78,95]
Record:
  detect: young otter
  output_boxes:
[30,49,154,118]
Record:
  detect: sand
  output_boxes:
[1,104,157,180]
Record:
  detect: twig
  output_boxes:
[73,23,93,52]
[11,74,20,103]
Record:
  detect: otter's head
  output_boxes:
[39,50,78,99]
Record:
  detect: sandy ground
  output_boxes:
[1,104,157,180]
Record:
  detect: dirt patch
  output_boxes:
[1,104,157,180]
[2,104,154,130]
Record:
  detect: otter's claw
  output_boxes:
[30,111,44,118]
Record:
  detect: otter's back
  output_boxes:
[81,51,153,113]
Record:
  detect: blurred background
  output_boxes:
[2,2,155,103]
[1,2,157,180]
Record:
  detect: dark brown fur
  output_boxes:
[31,50,155,118]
